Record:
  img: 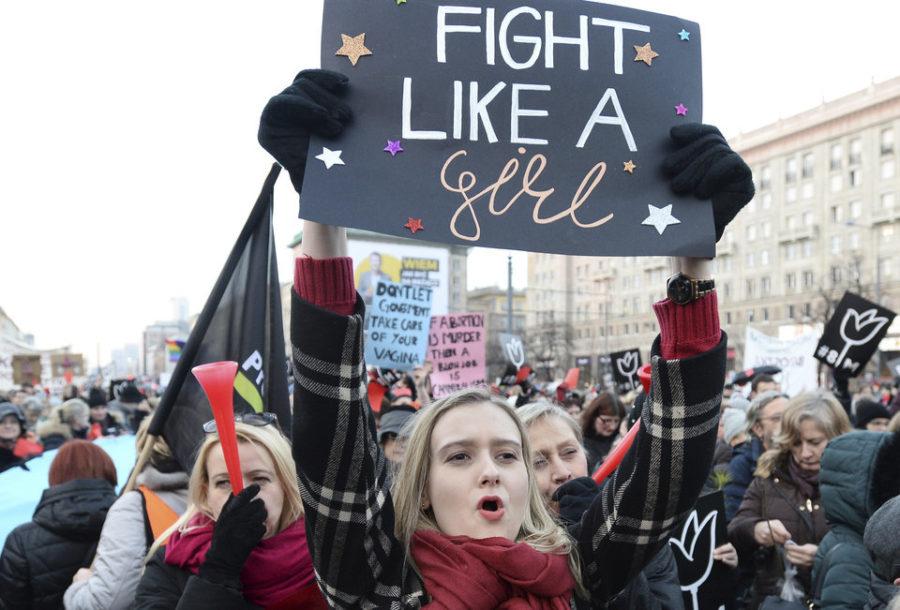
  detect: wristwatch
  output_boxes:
[666,273,715,305]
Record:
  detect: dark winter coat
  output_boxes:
[583,433,617,473]
[864,573,900,610]
[0,478,116,610]
[812,431,900,610]
[133,548,260,610]
[728,460,830,608]
[724,435,764,521]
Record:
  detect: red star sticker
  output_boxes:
[404,217,424,234]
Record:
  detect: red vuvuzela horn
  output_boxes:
[193,361,243,494]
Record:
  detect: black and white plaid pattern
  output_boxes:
[291,292,724,608]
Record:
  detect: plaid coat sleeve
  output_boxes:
[290,291,426,609]
[574,333,726,605]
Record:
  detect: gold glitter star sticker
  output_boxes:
[335,33,372,67]
[633,43,659,66]
[623,160,636,174]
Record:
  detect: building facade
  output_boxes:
[466,286,526,382]
[527,76,900,380]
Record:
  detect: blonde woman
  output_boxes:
[261,70,751,607]
[728,392,852,608]
[133,416,325,609]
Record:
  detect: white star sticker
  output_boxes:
[315,147,345,169]
[642,204,681,235]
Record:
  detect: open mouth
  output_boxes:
[477,496,505,521]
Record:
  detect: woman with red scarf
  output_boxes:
[259,70,754,607]
[134,419,326,609]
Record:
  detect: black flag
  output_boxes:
[149,165,291,470]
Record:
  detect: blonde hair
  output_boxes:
[146,421,303,560]
[391,388,582,589]
[755,391,852,478]
[517,401,583,444]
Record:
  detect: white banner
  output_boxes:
[743,327,818,397]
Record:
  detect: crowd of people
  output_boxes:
[0,68,898,610]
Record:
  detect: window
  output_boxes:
[788,304,796,319]
[802,153,814,179]
[786,244,798,260]
[760,166,771,190]
[746,225,757,241]
[803,211,815,226]
[830,143,843,170]
[747,309,755,323]
[803,303,812,318]
[803,241,814,258]
[786,186,797,203]
[882,225,895,238]
[763,308,770,321]
[830,174,843,192]
[849,138,862,165]
[746,252,755,268]
[831,236,841,254]
[802,182,815,199]
[723,282,732,299]
[882,160,896,180]
[745,279,755,298]
[785,158,798,184]
[882,128,895,155]
[761,250,770,266]
[881,257,893,278]
[785,272,797,291]
[831,205,843,223]
[761,276,771,296]
[762,193,772,209]
[850,200,862,219]
[787,214,798,230]
[725,311,733,325]
[849,233,860,250]
[882,192,896,209]
[849,168,862,188]
[763,221,772,237]
[802,270,814,288]
[831,266,842,284]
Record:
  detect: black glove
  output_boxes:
[199,483,267,588]
[552,476,599,527]
[258,69,352,199]
[663,123,755,242]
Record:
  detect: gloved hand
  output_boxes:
[199,484,267,588]
[663,123,755,242]
[258,69,352,200]
[552,476,599,527]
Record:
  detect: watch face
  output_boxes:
[669,277,692,304]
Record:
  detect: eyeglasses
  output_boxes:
[202,411,278,434]
[598,416,621,426]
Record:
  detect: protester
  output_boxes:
[863,496,900,609]
[261,66,752,607]
[811,430,900,609]
[37,397,90,450]
[134,417,326,609]
[580,391,627,472]
[0,440,117,609]
[750,374,780,399]
[855,398,892,432]
[21,396,46,431]
[519,400,686,609]
[64,419,189,610]
[724,391,788,520]
[728,392,852,608]
[379,406,416,465]
[86,387,127,439]
[0,401,43,472]
[116,381,151,431]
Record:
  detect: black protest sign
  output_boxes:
[499,332,527,368]
[610,348,642,392]
[815,292,896,378]
[669,491,734,610]
[301,0,711,257]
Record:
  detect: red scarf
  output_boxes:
[165,513,325,609]
[411,530,575,609]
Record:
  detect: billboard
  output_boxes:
[348,239,450,315]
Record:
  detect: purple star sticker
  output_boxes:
[384,139,404,156]
[674,103,688,116]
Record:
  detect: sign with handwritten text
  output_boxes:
[301,0,710,256]
[364,281,433,370]
[428,313,486,397]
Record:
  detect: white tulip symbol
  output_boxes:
[505,337,525,368]
[669,509,717,610]
[836,308,889,369]
[616,351,639,390]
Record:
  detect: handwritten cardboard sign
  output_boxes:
[301,0,711,257]
[364,281,433,370]
[428,313,486,397]
[815,291,896,378]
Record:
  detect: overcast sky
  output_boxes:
[1,0,898,366]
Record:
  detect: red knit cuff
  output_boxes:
[652,292,721,360]
[293,256,357,316]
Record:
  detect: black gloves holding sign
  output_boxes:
[663,123,755,242]
[199,484,268,589]
[258,70,353,201]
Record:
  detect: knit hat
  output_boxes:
[864,495,900,581]
[0,402,26,431]
[117,382,145,404]
[855,399,891,430]
[61,398,90,425]
[379,408,416,444]
[87,387,107,408]
[722,408,747,444]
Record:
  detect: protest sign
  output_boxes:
[669,491,733,610]
[302,0,711,257]
[428,313,486,397]
[499,332,527,368]
[365,280,433,370]
[815,292,896,378]
[12,355,41,386]
[609,348,642,392]
[743,327,818,396]
[574,355,592,386]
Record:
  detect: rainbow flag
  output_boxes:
[165,339,185,362]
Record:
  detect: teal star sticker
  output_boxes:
[678,29,690,41]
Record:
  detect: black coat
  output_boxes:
[133,548,259,610]
[0,478,116,610]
